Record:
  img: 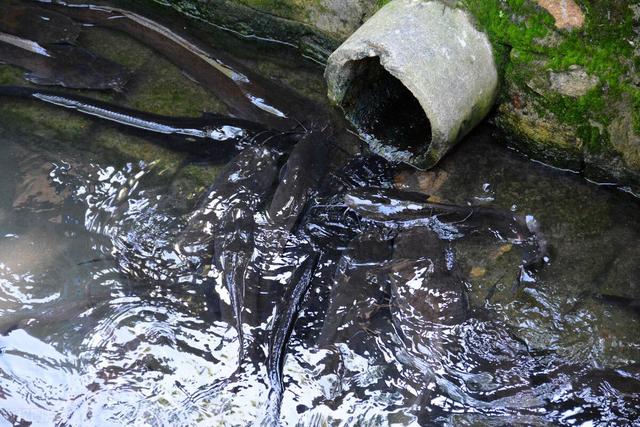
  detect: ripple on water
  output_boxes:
[0,22,639,425]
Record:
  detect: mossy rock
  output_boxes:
[126,54,229,116]
[460,0,640,191]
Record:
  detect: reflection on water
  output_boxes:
[2,123,638,425]
[0,3,639,427]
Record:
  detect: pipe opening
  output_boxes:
[341,56,432,158]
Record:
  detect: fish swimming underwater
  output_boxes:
[0,0,81,44]
[176,140,294,364]
[35,0,324,129]
[261,155,397,423]
[0,85,277,153]
[343,186,548,270]
[0,32,130,90]
[387,228,469,329]
[0,6,559,422]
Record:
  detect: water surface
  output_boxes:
[0,2,639,426]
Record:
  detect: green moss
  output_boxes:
[462,0,553,51]
[577,124,606,154]
[0,100,91,143]
[0,65,25,86]
[127,55,229,116]
[459,0,639,164]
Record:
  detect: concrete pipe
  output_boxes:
[325,0,498,169]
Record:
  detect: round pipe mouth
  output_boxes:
[325,0,498,169]
[339,56,432,162]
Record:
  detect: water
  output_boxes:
[0,2,639,426]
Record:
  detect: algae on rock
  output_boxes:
[461,0,640,191]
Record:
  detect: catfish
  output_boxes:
[261,156,396,423]
[252,132,329,273]
[177,142,291,362]
[344,187,549,270]
[0,32,130,90]
[387,228,469,331]
[178,141,293,416]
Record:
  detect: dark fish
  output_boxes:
[344,187,481,222]
[0,32,130,90]
[0,85,273,152]
[262,156,397,423]
[594,293,640,314]
[317,232,394,347]
[179,142,291,410]
[36,1,322,129]
[0,1,81,44]
[252,135,332,412]
[262,251,318,427]
[300,156,395,250]
[212,157,281,362]
[344,187,548,269]
[245,136,332,420]
[387,228,570,411]
[267,132,329,230]
[387,228,469,329]
[253,132,329,272]
[382,227,474,407]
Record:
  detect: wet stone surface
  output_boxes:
[0,1,638,426]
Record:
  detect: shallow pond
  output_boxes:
[0,1,639,426]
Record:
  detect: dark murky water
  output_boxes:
[0,1,639,426]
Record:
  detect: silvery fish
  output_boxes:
[344,187,549,269]
[0,85,271,152]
